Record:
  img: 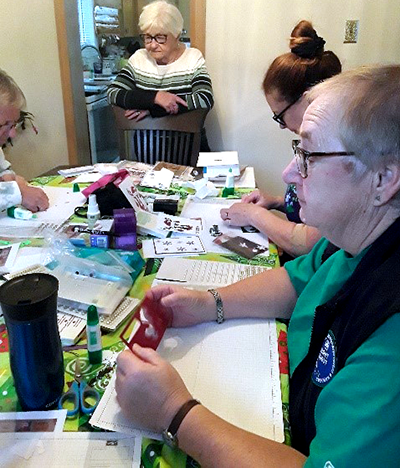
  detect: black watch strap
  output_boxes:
[162,399,201,448]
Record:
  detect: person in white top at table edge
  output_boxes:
[107,0,214,151]
[116,65,400,467]
[220,21,341,260]
[0,69,49,213]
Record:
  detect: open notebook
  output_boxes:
[90,318,284,442]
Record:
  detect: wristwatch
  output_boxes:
[162,399,201,449]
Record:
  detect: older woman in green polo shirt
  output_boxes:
[115,65,400,467]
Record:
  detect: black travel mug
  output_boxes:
[0,273,64,411]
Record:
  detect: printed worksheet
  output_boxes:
[156,213,202,236]
[142,236,206,258]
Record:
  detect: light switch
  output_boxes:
[344,20,359,43]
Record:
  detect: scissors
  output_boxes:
[58,357,100,417]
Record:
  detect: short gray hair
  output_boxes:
[0,69,26,109]
[308,65,400,171]
[139,1,184,37]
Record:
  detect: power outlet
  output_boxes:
[344,20,359,43]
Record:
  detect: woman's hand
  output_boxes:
[241,189,282,210]
[125,109,150,121]
[16,176,49,212]
[145,285,215,328]
[116,345,192,432]
[220,202,264,227]
[0,173,16,182]
[155,91,188,114]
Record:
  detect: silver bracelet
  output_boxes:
[208,289,224,324]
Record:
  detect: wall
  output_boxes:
[0,0,68,180]
[205,0,400,195]
[2,1,400,185]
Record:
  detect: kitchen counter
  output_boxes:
[84,74,116,103]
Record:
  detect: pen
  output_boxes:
[157,278,187,283]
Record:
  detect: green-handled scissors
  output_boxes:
[58,357,100,417]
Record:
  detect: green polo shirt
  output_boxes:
[284,238,400,467]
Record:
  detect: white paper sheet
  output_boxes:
[90,319,283,443]
[180,197,269,254]
[0,186,86,228]
[72,172,102,184]
[140,168,174,191]
[197,151,239,167]
[0,432,141,467]
[9,247,47,274]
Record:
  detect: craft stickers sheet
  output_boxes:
[157,214,202,236]
[153,237,206,256]
[118,177,149,212]
[214,234,268,259]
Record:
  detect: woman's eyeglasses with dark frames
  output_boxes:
[272,96,301,127]
[293,145,355,178]
[140,34,168,44]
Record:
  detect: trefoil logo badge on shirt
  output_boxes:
[312,330,337,387]
[323,462,335,468]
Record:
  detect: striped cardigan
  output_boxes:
[107,47,214,117]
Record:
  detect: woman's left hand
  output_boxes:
[116,346,192,432]
[125,109,150,121]
[155,91,187,114]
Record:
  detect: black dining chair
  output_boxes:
[113,106,209,167]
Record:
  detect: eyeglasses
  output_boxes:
[140,34,168,45]
[293,145,355,178]
[272,96,301,127]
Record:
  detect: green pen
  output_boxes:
[86,305,102,364]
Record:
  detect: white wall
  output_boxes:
[205,0,400,195]
[0,0,68,179]
[2,1,400,185]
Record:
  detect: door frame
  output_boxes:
[53,0,206,165]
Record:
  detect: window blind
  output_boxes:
[77,0,97,46]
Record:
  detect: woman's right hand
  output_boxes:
[241,189,282,210]
[155,91,187,114]
[145,285,214,328]
[16,177,49,212]
[125,109,150,121]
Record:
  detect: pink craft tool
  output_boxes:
[120,296,169,351]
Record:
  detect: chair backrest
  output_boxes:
[113,106,209,166]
